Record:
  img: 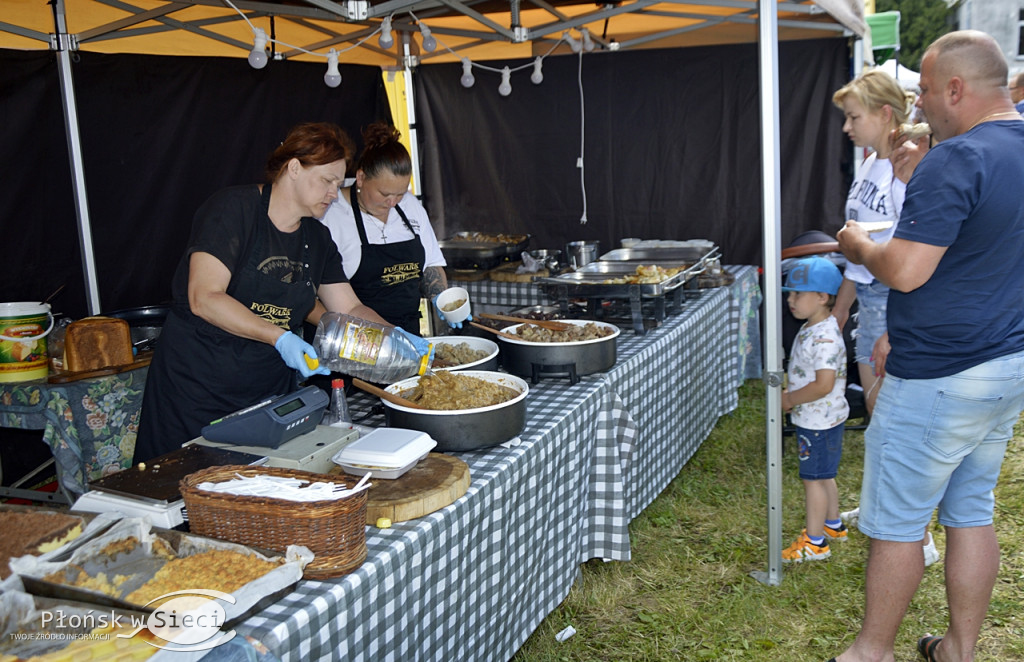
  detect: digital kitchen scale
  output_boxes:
[71,445,268,528]
[200,385,329,448]
[193,424,361,475]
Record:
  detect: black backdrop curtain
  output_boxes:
[0,49,390,320]
[415,38,853,266]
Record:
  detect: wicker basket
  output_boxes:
[180,465,367,580]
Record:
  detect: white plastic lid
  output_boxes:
[333,428,436,468]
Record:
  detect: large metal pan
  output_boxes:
[382,371,528,451]
[497,320,620,380]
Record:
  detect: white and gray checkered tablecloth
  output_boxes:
[448,277,553,308]
[233,266,761,661]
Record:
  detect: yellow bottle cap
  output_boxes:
[375,517,392,528]
[417,344,434,375]
[304,354,319,371]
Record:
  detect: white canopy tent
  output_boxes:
[1,0,865,585]
[879,57,921,89]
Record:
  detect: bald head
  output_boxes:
[917,30,1015,140]
[926,30,1009,92]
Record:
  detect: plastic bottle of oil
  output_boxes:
[312,313,432,383]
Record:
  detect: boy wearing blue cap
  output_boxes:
[780,257,850,562]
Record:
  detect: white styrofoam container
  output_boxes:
[332,428,437,480]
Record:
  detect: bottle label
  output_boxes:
[337,322,384,366]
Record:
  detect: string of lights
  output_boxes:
[225,0,595,94]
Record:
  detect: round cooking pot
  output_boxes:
[383,371,528,451]
[498,320,620,379]
[426,336,499,371]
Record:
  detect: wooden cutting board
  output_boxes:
[47,351,153,384]
[330,453,470,525]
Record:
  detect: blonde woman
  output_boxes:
[831,69,917,414]
[829,69,939,566]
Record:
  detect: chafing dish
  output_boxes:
[534,245,719,334]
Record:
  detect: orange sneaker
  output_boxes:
[823,522,848,542]
[782,530,831,563]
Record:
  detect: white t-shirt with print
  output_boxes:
[844,153,905,284]
[787,316,849,429]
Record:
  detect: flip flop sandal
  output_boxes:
[918,634,943,661]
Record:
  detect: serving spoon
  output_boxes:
[477,312,572,332]
[352,378,427,409]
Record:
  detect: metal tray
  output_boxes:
[535,273,679,297]
[536,258,706,297]
[599,245,718,263]
[574,261,695,275]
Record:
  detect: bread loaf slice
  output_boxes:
[64,316,134,372]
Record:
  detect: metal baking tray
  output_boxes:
[574,261,695,275]
[599,246,718,263]
[535,258,706,296]
[535,271,686,297]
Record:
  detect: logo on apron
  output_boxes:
[250,302,292,328]
[257,256,305,283]
[381,262,421,286]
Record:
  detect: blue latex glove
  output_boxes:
[432,294,473,329]
[392,326,435,365]
[274,331,329,378]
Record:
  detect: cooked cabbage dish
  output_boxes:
[511,322,615,343]
[433,341,491,367]
[399,371,519,410]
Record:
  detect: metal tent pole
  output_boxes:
[751,0,784,587]
[401,38,422,196]
[52,0,102,314]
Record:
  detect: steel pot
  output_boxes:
[498,320,620,381]
[565,241,600,269]
[383,371,528,451]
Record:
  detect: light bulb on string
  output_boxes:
[379,16,394,50]
[324,49,342,88]
[498,66,512,96]
[530,57,543,85]
[419,23,437,52]
[460,58,475,88]
[248,28,269,69]
[582,28,595,52]
[562,31,581,54]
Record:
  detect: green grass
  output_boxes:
[513,380,1024,661]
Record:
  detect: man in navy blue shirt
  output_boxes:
[832,30,1024,662]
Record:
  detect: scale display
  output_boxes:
[201,385,328,448]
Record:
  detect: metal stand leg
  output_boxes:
[0,455,71,505]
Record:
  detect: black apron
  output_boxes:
[348,186,426,334]
[135,183,317,461]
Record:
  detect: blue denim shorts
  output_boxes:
[851,280,888,366]
[859,349,1024,541]
[795,424,844,480]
